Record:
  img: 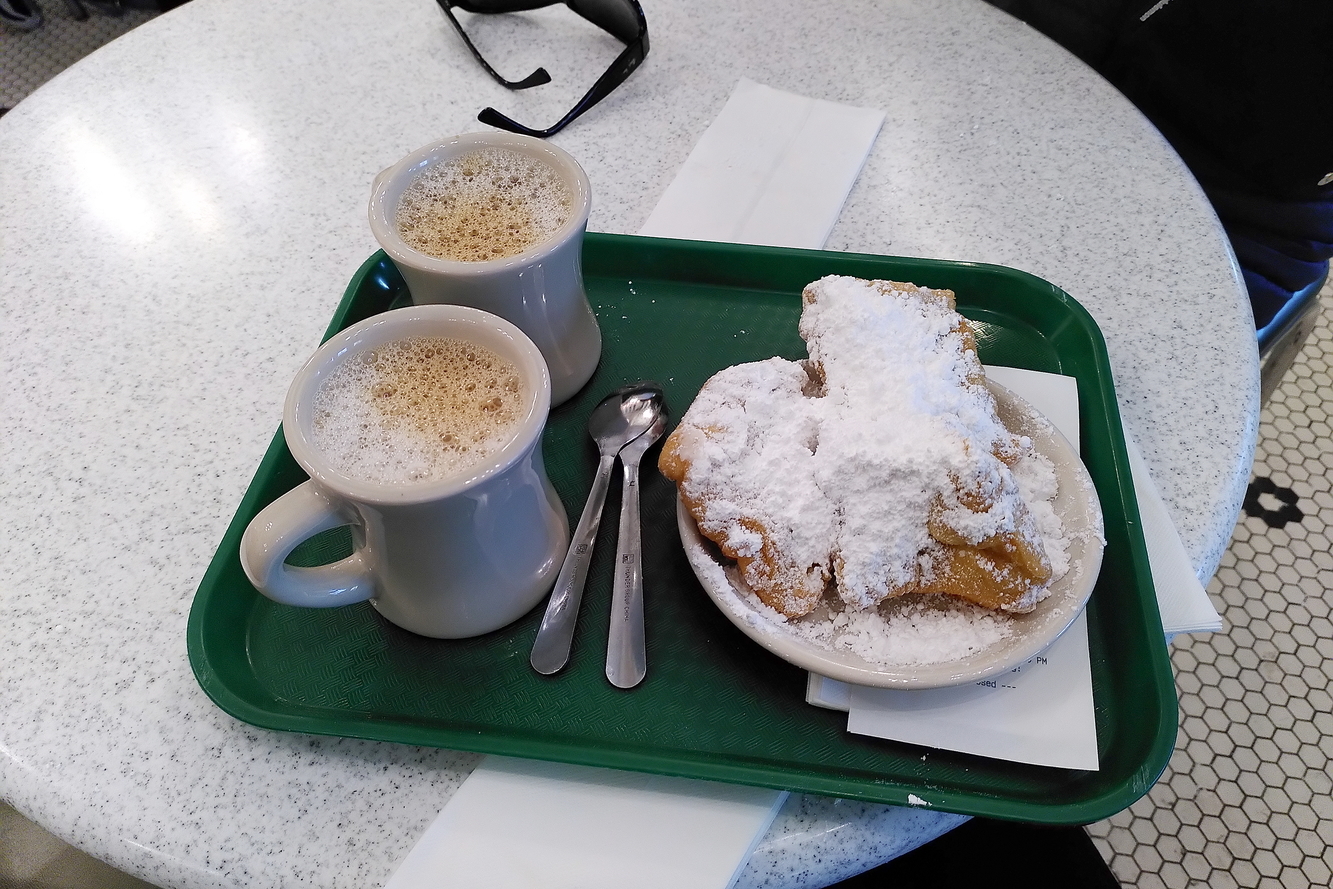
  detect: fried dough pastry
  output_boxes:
[658,357,836,618]
[659,275,1054,619]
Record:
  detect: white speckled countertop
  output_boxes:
[0,0,1256,887]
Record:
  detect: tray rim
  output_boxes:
[187,233,1177,824]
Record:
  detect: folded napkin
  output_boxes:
[833,611,1098,771]
[385,79,882,889]
[639,78,886,247]
[1123,434,1223,636]
[385,757,787,889]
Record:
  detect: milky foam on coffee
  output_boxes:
[394,147,572,263]
[312,336,527,484]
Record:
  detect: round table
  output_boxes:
[0,0,1256,886]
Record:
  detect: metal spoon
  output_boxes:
[530,382,666,675]
[605,412,667,689]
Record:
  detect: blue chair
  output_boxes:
[1258,262,1329,404]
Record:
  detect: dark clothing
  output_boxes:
[985,0,1333,330]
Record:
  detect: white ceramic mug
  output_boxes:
[368,132,602,406]
[239,305,570,639]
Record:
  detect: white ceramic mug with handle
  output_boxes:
[368,132,602,407]
[240,304,569,639]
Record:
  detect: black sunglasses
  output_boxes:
[435,0,649,138]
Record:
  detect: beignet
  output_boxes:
[659,275,1053,618]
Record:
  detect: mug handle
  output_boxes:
[239,481,376,607]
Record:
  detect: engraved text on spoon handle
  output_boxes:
[530,452,616,674]
[605,452,646,688]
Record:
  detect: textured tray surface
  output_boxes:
[187,234,1176,823]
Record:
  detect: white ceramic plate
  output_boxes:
[676,382,1106,689]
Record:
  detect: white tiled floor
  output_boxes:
[1086,276,1333,889]
[0,2,157,109]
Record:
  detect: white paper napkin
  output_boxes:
[385,758,787,889]
[385,79,881,889]
[1122,434,1223,636]
[639,78,885,247]
[846,611,1098,771]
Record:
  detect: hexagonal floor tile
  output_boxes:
[1086,278,1333,888]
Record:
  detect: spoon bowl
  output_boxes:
[588,383,664,455]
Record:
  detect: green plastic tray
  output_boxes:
[188,233,1176,824]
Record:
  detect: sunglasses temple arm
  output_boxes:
[479,38,646,137]
[501,66,554,90]
[436,0,553,89]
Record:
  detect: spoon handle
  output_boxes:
[605,453,646,688]
[530,452,616,675]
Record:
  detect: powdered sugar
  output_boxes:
[668,276,1056,619]
[781,588,1019,666]
[684,401,1077,670]
[665,358,838,613]
[762,444,1072,668]
[667,276,1084,669]
[1014,443,1071,579]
